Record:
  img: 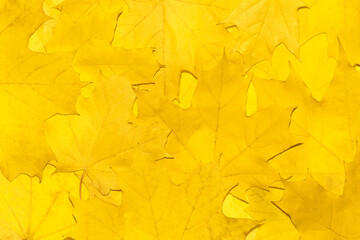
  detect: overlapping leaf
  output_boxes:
[2,0,360,239]
[0,0,83,180]
[45,74,169,196]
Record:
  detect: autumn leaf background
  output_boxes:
[1,0,360,239]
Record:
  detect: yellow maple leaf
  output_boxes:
[4,0,360,238]
[137,54,295,198]
[67,194,124,240]
[111,0,237,96]
[254,44,357,195]
[0,165,79,240]
[29,0,124,53]
[116,159,257,240]
[0,0,84,180]
[240,187,298,240]
[299,0,360,65]
[277,145,360,239]
[224,0,304,69]
[45,74,169,196]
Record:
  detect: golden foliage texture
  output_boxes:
[1,0,360,239]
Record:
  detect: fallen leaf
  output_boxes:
[111,0,237,97]
[0,165,78,240]
[0,0,83,180]
[45,74,169,196]
[225,0,304,69]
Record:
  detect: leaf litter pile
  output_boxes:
[1,0,360,239]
